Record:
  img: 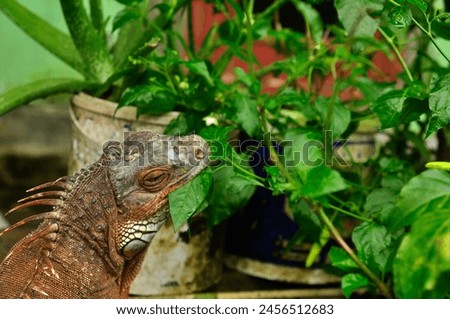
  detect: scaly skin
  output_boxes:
[0,131,209,298]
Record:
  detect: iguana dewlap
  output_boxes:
[0,131,209,298]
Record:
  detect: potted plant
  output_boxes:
[120,0,450,298]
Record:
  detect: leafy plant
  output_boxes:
[0,0,188,114]
[124,0,449,298]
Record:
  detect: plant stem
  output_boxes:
[187,1,196,57]
[411,16,450,64]
[327,204,371,222]
[60,0,114,83]
[223,159,266,185]
[260,110,299,187]
[377,27,414,83]
[243,0,256,76]
[317,208,394,298]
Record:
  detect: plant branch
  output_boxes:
[317,208,394,298]
[187,1,196,57]
[377,27,414,83]
[243,0,256,76]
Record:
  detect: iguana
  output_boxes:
[0,131,209,298]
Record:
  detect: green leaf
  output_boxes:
[164,112,205,136]
[364,188,397,220]
[329,246,359,272]
[371,90,405,129]
[0,0,84,75]
[394,208,450,298]
[169,167,213,231]
[292,1,324,43]
[334,0,383,38]
[426,74,450,137]
[398,97,429,124]
[352,222,398,274]
[341,273,370,298]
[231,94,262,138]
[301,166,348,198]
[112,8,141,32]
[205,166,256,226]
[118,84,177,115]
[290,199,323,243]
[391,169,450,230]
[315,97,351,136]
[388,6,412,28]
[406,0,427,13]
[218,19,241,44]
[0,78,97,116]
[233,67,262,96]
[183,61,214,86]
[283,129,324,179]
[431,19,450,40]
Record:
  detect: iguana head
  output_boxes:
[102,131,209,258]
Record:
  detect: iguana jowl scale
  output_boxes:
[0,131,209,298]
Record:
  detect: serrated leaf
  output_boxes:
[371,90,405,129]
[231,94,262,138]
[394,208,450,298]
[169,167,213,231]
[391,169,450,230]
[341,273,370,298]
[329,246,359,271]
[352,222,398,274]
[363,188,397,221]
[426,74,450,137]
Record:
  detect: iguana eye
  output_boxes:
[138,168,170,192]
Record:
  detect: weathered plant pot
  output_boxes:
[69,92,222,296]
